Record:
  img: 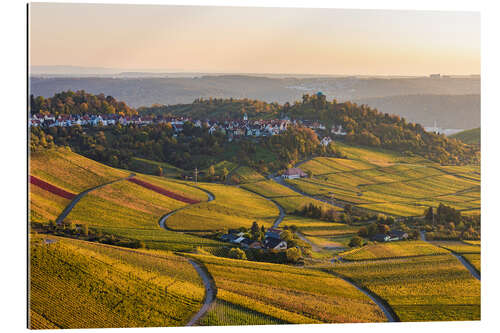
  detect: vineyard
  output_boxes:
[241,180,342,214]
[29,235,205,329]
[127,177,200,204]
[341,241,449,261]
[230,166,266,184]
[187,253,386,324]
[325,254,481,321]
[287,143,480,217]
[197,299,286,326]
[28,145,482,327]
[30,176,76,199]
[164,183,279,231]
[29,183,71,223]
[30,147,129,192]
[64,179,220,251]
[430,241,481,254]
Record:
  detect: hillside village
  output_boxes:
[29,112,347,143]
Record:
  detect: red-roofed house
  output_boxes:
[282,168,307,179]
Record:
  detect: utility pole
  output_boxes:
[194,167,198,183]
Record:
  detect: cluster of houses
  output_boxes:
[371,230,409,242]
[29,113,161,128]
[219,227,288,251]
[29,112,347,142]
[205,116,291,140]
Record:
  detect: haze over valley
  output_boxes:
[30,74,480,130]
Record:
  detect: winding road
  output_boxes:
[420,231,481,281]
[185,259,217,326]
[55,173,135,225]
[156,183,218,325]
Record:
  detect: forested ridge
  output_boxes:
[30,90,137,116]
[30,90,479,168]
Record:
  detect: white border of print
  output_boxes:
[1,0,497,333]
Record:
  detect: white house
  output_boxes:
[282,168,307,179]
[331,125,347,136]
[321,136,333,146]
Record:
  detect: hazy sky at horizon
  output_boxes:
[30,3,480,76]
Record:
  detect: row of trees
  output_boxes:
[294,203,337,221]
[139,97,280,120]
[422,204,480,240]
[30,90,137,116]
[31,220,146,249]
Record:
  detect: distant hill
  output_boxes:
[449,128,481,145]
[354,94,480,130]
[30,76,480,128]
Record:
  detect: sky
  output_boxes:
[29,3,480,76]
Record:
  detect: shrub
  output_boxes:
[286,247,302,263]
[349,236,364,248]
[228,248,247,260]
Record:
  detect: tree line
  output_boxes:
[30,90,137,116]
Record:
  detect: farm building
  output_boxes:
[372,234,390,242]
[264,237,287,250]
[282,168,307,179]
[265,228,283,239]
[249,241,263,249]
[388,230,409,241]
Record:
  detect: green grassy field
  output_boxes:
[325,254,481,321]
[341,241,449,261]
[129,157,185,178]
[188,253,386,324]
[30,148,129,192]
[202,160,238,176]
[29,235,205,329]
[285,144,480,217]
[165,183,279,231]
[449,128,480,145]
[230,166,266,184]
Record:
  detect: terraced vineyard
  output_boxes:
[29,235,205,329]
[64,177,221,251]
[165,183,279,231]
[29,146,481,327]
[287,143,480,217]
[325,254,481,321]
[241,180,342,214]
[29,183,71,223]
[230,166,266,184]
[342,241,449,261]
[188,253,387,324]
[30,147,129,192]
[431,241,481,273]
[29,149,221,251]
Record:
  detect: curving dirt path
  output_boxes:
[420,231,481,281]
[55,173,135,225]
[185,259,217,326]
[239,187,285,228]
[272,176,344,209]
[156,184,218,325]
[295,231,321,252]
[158,184,215,232]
